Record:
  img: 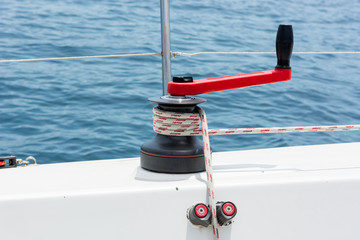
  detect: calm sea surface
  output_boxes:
[1,0,360,163]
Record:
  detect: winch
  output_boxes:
[141,24,294,173]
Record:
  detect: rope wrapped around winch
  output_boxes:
[153,106,360,239]
[153,106,220,238]
[153,107,360,136]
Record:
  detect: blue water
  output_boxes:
[1,0,360,164]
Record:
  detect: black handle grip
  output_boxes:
[276,24,293,69]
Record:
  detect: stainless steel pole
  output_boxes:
[160,0,171,95]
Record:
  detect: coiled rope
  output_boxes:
[1,51,359,63]
[153,106,360,239]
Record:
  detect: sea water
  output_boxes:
[1,0,360,163]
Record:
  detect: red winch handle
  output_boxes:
[168,25,293,96]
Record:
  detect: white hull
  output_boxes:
[1,142,360,239]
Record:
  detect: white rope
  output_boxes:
[16,156,37,166]
[1,51,359,63]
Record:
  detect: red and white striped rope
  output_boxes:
[198,107,220,239]
[153,107,360,136]
[153,106,219,239]
[153,106,360,239]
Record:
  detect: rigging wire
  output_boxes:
[0,53,162,63]
[0,51,359,63]
[171,51,360,57]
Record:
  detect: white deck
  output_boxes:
[1,142,360,239]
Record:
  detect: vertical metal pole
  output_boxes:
[160,0,171,95]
